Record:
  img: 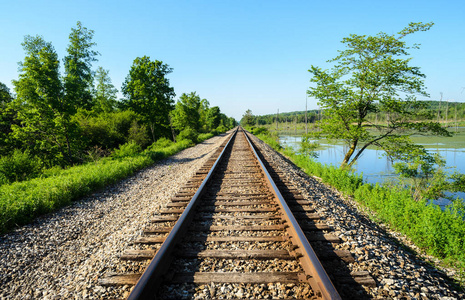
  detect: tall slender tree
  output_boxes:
[63,21,99,111]
[94,66,118,113]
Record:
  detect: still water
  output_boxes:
[279,135,465,205]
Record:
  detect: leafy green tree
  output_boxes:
[63,21,99,111]
[0,82,12,105]
[206,106,221,131]
[122,56,175,142]
[307,22,449,168]
[12,35,77,165]
[0,82,15,152]
[94,66,118,113]
[241,109,255,127]
[198,98,210,131]
[170,92,201,132]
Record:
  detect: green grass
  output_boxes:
[252,128,465,278]
[0,137,203,234]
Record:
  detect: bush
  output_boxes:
[112,142,142,158]
[251,127,268,135]
[0,150,42,184]
[152,137,174,149]
[198,133,214,142]
[177,127,198,143]
[216,125,227,133]
[128,120,150,148]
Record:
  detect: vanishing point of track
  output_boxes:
[100,127,373,299]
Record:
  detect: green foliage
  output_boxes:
[0,82,16,153]
[307,22,449,168]
[94,66,118,113]
[12,34,78,166]
[75,110,138,152]
[0,82,12,105]
[112,142,142,158]
[0,150,42,184]
[241,109,255,126]
[216,124,227,133]
[177,127,198,144]
[0,133,201,233]
[63,21,99,111]
[206,106,221,131]
[152,137,174,149]
[122,56,175,142]
[170,92,201,132]
[300,134,319,159]
[128,120,150,148]
[250,127,268,135]
[197,133,214,142]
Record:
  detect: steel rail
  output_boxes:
[243,129,342,300]
[127,129,238,300]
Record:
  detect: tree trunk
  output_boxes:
[341,140,357,168]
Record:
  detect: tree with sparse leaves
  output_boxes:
[307,22,449,169]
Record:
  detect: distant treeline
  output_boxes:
[246,100,465,126]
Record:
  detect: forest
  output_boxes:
[0,21,236,186]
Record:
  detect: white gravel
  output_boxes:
[0,133,230,300]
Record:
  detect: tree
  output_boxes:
[122,56,175,142]
[63,21,99,111]
[0,82,13,105]
[206,106,221,131]
[0,82,15,152]
[94,66,118,113]
[12,35,77,165]
[170,92,201,132]
[198,98,210,131]
[307,22,450,168]
[240,109,255,127]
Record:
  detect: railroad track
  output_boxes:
[100,127,374,299]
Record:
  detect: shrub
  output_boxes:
[216,125,227,133]
[112,142,142,158]
[0,150,42,184]
[151,137,174,149]
[128,120,150,148]
[198,133,214,142]
[177,127,198,143]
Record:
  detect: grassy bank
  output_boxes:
[249,127,465,276]
[0,133,216,234]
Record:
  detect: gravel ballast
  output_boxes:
[0,133,230,299]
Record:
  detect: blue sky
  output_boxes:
[1,0,464,120]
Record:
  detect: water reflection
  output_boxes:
[279,135,465,206]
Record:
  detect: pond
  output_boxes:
[279,135,465,206]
